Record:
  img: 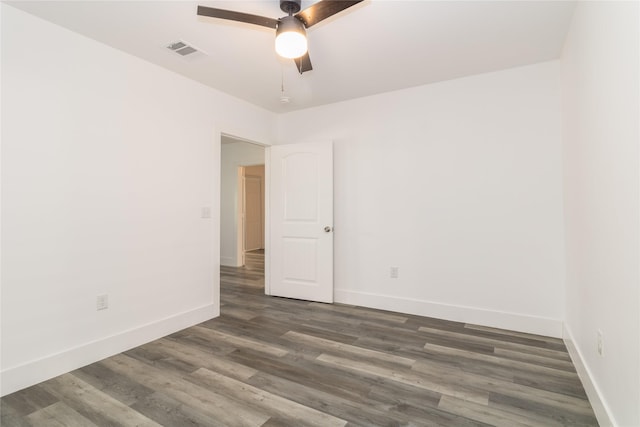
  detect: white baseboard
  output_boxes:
[334,288,563,338]
[1,304,218,397]
[220,256,239,267]
[563,324,615,427]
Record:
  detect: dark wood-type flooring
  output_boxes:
[244,249,265,271]
[1,266,598,426]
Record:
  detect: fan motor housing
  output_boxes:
[280,0,301,14]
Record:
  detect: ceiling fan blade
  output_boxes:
[197,5,279,29]
[294,52,313,74]
[295,0,364,28]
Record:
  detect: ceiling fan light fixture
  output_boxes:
[275,16,307,59]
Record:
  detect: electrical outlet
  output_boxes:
[390,267,399,279]
[597,329,603,356]
[97,294,109,311]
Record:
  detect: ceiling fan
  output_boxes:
[197,0,364,74]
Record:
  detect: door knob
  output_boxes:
[324,226,333,233]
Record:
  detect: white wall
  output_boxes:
[0,5,276,396]
[561,2,640,426]
[220,140,265,266]
[277,61,566,337]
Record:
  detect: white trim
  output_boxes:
[220,256,238,267]
[0,304,217,397]
[264,146,271,295]
[237,166,246,267]
[334,288,563,338]
[563,323,616,427]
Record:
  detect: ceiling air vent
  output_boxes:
[166,41,206,61]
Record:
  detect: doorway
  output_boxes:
[219,135,265,270]
[218,134,334,304]
[239,165,265,270]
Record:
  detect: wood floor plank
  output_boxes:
[295,321,361,344]
[209,315,294,345]
[1,399,34,427]
[463,324,567,351]
[365,379,495,427]
[247,371,421,427]
[144,338,259,381]
[26,401,98,427]
[492,347,576,371]
[226,349,376,404]
[190,325,288,357]
[358,321,450,350]
[439,395,558,427]
[512,373,590,400]
[164,329,238,356]
[371,336,584,399]
[423,342,579,379]
[72,360,155,406]
[489,392,599,427]
[124,346,200,376]
[0,384,58,416]
[418,326,572,361]
[412,358,593,415]
[130,391,228,427]
[38,374,161,427]
[282,330,416,367]
[308,302,409,324]
[188,368,348,427]
[316,353,490,405]
[220,306,260,321]
[353,335,427,360]
[102,353,270,426]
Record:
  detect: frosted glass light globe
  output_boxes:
[275,16,307,59]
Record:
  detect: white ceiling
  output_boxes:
[7,1,576,113]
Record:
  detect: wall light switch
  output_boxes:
[97,294,108,311]
[390,267,399,279]
[597,329,604,356]
[201,206,212,219]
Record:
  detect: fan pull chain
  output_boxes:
[280,67,291,104]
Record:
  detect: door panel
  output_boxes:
[283,237,318,282]
[267,141,333,303]
[283,153,318,221]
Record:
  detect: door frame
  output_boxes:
[236,166,245,267]
[236,164,265,266]
[218,131,270,302]
[217,133,333,302]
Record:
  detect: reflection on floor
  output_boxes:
[243,248,264,271]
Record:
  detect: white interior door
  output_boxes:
[267,141,333,303]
